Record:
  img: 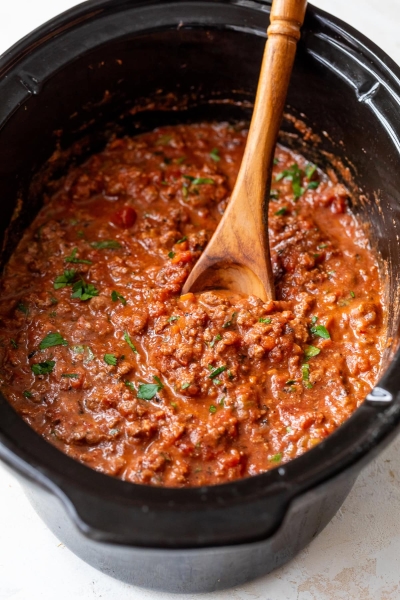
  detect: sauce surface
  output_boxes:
[0,123,385,487]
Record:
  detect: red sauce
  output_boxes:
[0,122,385,487]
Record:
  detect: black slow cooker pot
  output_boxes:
[1,0,400,593]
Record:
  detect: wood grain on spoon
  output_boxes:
[182,0,308,301]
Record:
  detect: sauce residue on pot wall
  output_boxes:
[0,122,385,487]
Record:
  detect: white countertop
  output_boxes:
[1,1,400,599]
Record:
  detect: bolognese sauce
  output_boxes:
[0,122,385,486]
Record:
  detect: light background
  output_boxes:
[1,1,400,599]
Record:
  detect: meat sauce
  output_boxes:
[0,123,385,487]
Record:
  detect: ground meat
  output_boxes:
[0,122,385,487]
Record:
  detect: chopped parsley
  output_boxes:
[17,302,29,315]
[222,312,236,328]
[275,207,288,216]
[10,339,18,349]
[301,363,310,381]
[311,315,318,324]
[54,269,76,289]
[104,354,117,366]
[304,345,321,360]
[64,247,92,264]
[91,240,121,250]
[209,334,222,348]
[209,148,221,162]
[183,175,214,185]
[39,332,68,350]
[123,330,138,354]
[209,405,217,414]
[275,163,304,200]
[310,324,330,339]
[168,251,175,259]
[181,382,191,390]
[71,279,99,301]
[111,290,127,306]
[125,380,135,392]
[259,317,272,324]
[307,181,319,190]
[209,365,227,379]
[168,315,180,323]
[61,373,79,379]
[156,134,172,146]
[350,290,356,298]
[270,189,279,200]
[176,236,187,244]
[31,360,55,376]
[270,453,282,463]
[137,376,164,400]
[23,390,33,398]
[305,164,317,180]
[72,345,85,354]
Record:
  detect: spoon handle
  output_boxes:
[182,0,307,300]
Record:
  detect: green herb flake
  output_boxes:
[305,164,317,180]
[301,363,310,381]
[304,345,321,360]
[72,345,85,354]
[31,360,55,376]
[222,312,237,329]
[275,163,305,200]
[23,390,33,399]
[39,332,68,350]
[170,402,178,409]
[273,157,279,165]
[17,302,29,315]
[168,251,176,259]
[286,426,292,433]
[156,134,173,146]
[168,315,180,323]
[192,177,215,186]
[275,207,288,216]
[125,380,135,392]
[209,148,221,162]
[182,185,189,198]
[64,247,92,264]
[209,365,227,379]
[270,453,282,463]
[61,373,79,379]
[91,240,121,250]
[181,382,191,390]
[307,181,320,190]
[111,290,127,306]
[209,333,222,348]
[183,174,195,182]
[270,189,279,200]
[310,324,330,339]
[259,317,272,324]
[71,279,99,301]
[209,405,217,414]
[104,354,117,366]
[137,376,164,400]
[176,156,186,164]
[123,330,138,354]
[54,269,77,289]
[286,379,296,385]
[10,339,18,349]
[176,236,187,244]
[350,291,356,298]
[311,316,318,324]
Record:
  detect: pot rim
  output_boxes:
[0,0,400,548]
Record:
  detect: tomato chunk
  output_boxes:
[112,206,137,228]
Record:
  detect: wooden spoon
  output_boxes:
[182,0,308,301]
